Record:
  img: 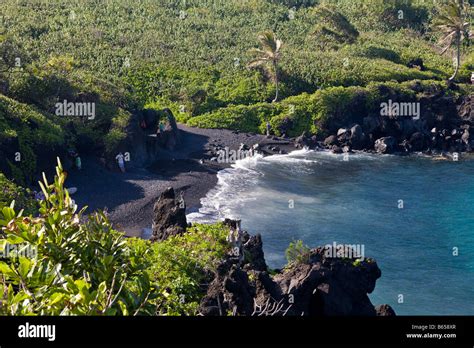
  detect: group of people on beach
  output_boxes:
[140,117,167,137]
[69,147,127,173]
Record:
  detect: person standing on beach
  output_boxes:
[266,121,271,136]
[116,152,126,173]
[157,120,165,140]
[75,155,82,171]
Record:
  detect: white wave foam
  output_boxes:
[186,148,388,223]
[264,148,315,162]
[314,149,383,161]
[187,149,321,223]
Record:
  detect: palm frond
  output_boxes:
[433,0,471,50]
[258,31,278,54]
[247,59,268,68]
[247,30,282,69]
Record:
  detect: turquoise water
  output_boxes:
[189,150,474,315]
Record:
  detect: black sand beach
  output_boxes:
[66,124,295,237]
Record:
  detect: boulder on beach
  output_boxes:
[350,124,366,150]
[363,116,381,135]
[331,145,343,154]
[337,128,351,144]
[374,136,397,154]
[461,129,471,150]
[150,187,187,242]
[408,132,426,152]
[295,132,313,149]
[375,304,396,316]
[324,135,338,146]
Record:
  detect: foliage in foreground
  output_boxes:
[0,160,230,315]
[132,223,230,315]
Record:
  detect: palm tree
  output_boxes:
[433,0,471,81]
[248,31,282,103]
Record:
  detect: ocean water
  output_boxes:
[188,150,474,315]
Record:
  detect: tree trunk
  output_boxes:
[449,33,461,82]
[272,61,279,103]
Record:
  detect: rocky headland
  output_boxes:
[298,85,473,156]
[150,187,396,316]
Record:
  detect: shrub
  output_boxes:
[285,240,311,265]
[0,160,232,315]
[311,5,360,49]
[214,72,279,106]
[324,0,431,32]
[269,86,368,136]
[104,128,127,156]
[187,103,278,133]
[268,0,318,8]
[268,93,316,136]
[0,173,37,215]
[145,98,192,124]
[0,94,66,184]
[135,222,230,315]
[0,160,156,315]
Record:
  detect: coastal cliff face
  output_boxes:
[198,225,394,317]
[190,84,473,163]
[151,203,395,316]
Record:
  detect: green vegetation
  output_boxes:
[0,94,67,185]
[0,173,37,215]
[0,0,472,183]
[135,223,230,315]
[0,160,230,315]
[311,5,360,48]
[188,79,471,138]
[285,239,311,265]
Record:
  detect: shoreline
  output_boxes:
[66,124,297,237]
[66,124,472,238]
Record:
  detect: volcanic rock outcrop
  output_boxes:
[199,220,395,316]
[150,187,187,242]
[319,86,473,155]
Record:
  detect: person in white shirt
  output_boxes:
[116,152,125,173]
